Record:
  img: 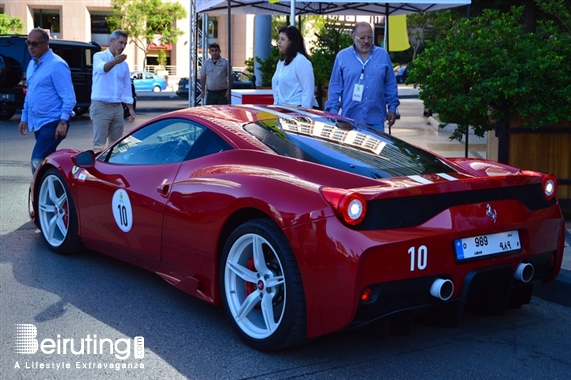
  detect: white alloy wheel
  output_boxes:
[37,168,82,254]
[221,219,306,351]
[225,233,286,339]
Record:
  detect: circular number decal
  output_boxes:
[112,189,133,232]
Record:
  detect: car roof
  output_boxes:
[168,104,323,126]
[0,34,99,49]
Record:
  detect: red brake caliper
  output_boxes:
[245,257,262,310]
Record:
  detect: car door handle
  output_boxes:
[157,179,171,196]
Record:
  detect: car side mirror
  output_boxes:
[72,150,96,168]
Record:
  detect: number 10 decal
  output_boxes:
[408,245,428,271]
[112,189,133,232]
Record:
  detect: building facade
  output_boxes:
[1,0,254,83]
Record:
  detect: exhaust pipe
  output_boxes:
[514,263,534,283]
[430,278,454,301]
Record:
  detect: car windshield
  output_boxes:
[243,116,454,178]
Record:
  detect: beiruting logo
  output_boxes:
[15,324,144,360]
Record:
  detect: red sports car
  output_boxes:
[28,105,566,351]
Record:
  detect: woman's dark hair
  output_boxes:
[278,25,309,65]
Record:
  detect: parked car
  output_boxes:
[0,34,100,120]
[29,104,565,351]
[175,71,254,101]
[130,71,167,92]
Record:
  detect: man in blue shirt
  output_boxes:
[325,22,400,133]
[18,28,76,174]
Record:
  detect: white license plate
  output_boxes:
[454,230,520,260]
[0,93,15,101]
[184,84,189,89]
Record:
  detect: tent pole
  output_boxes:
[291,1,296,26]
[227,0,232,104]
[189,0,197,108]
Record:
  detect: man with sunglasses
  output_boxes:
[18,28,76,174]
[325,22,399,133]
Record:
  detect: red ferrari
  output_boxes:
[29,105,565,351]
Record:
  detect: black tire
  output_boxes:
[0,108,16,120]
[220,219,307,351]
[37,168,83,255]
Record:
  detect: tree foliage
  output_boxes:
[310,21,353,86]
[407,1,571,141]
[0,14,25,34]
[107,0,186,64]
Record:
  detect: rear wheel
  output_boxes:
[153,85,161,92]
[37,168,83,254]
[220,219,307,351]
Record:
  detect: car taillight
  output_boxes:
[522,170,557,201]
[542,174,557,200]
[321,187,367,226]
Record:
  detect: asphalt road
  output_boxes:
[1,102,570,379]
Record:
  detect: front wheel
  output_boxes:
[37,168,83,254]
[220,219,307,351]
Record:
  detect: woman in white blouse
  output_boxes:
[272,25,319,109]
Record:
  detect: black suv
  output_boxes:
[0,34,101,120]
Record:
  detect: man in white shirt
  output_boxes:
[91,30,135,151]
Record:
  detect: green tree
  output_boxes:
[107,0,186,65]
[0,14,24,34]
[310,20,353,86]
[407,1,571,141]
[157,49,167,68]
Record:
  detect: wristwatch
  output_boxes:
[59,119,67,125]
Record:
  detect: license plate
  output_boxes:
[0,93,15,101]
[454,230,520,260]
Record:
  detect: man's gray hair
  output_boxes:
[110,30,128,40]
[352,22,373,35]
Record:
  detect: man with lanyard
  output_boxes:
[18,28,76,174]
[200,43,233,105]
[325,22,399,132]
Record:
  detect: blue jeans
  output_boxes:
[31,120,68,174]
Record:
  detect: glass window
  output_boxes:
[33,9,60,34]
[243,117,454,178]
[101,119,232,165]
[90,14,111,34]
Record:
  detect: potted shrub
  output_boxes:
[407,2,571,208]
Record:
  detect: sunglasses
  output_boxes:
[25,40,47,48]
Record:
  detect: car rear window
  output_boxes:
[243,116,454,178]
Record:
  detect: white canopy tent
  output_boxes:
[196,0,471,17]
[187,0,471,106]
